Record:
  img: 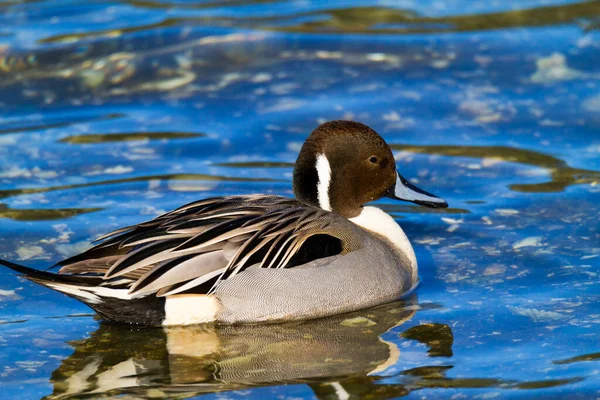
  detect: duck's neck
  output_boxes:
[349,206,417,270]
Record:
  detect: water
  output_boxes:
[0,0,599,398]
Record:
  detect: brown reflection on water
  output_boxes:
[215,161,295,168]
[4,0,593,97]
[0,1,596,98]
[0,203,102,221]
[402,323,454,357]
[554,352,600,365]
[58,131,204,144]
[0,31,266,94]
[391,144,600,193]
[0,113,124,136]
[259,1,600,34]
[123,0,279,10]
[378,203,469,216]
[31,0,600,43]
[0,173,282,200]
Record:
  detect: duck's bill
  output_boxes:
[386,172,448,208]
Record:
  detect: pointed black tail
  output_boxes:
[0,258,98,286]
[0,258,166,326]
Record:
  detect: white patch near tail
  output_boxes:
[315,153,332,211]
[163,294,221,326]
[46,283,137,304]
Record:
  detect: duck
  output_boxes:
[0,120,447,326]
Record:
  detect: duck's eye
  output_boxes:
[369,156,379,164]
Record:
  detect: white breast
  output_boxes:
[349,206,417,271]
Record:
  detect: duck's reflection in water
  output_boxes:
[47,296,424,398]
[46,295,579,399]
[60,295,557,400]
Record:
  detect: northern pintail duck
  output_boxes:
[0,121,447,326]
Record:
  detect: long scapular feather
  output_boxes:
[266,233,298,270]
[225,236,276,280]
[120,232,189,248]
[92,224,138,243]
[58,255,121,275]
[214,219,280,280]
[104,238,186,278]
[162,217,228,234]
[129,251,226,295]
[172,219,259,252]
[279,233,317,269]
[259,230,293,269]
[157,268,227,297]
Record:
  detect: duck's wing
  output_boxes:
[55,194,357,297]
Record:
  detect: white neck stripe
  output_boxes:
[315,153,332,211]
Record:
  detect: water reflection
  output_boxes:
[0,31,268,93]
[391,144,600,193]
[215,161,295,168]
[2,1,597,98]
[554,352,600,365]
[0,113,124,136]
[377,203,469,216]
[44,296,582,399]
[402,323,453,357]
[58,131,204,144]
[0,173,281,200]
[47,298,420,398]
[19,1,600,41]
[0,203,102,221]
[0,0,597,398]
[257,1,600,34]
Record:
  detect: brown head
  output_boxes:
[293,120,447,218]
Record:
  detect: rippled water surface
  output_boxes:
[0,0,599,399]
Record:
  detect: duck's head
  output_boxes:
[293,120,448,218]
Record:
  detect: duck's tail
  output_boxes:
[0,258,93,286]
[0,257,116,306]
[0,259,166,325]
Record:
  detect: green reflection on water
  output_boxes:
[261,1,600,34]
[123,0,279,10]
[1,1,597,98]
[0,173,282,200]
[554,352,600,365]
[215,161,295,168]
[391,144,600,193]
[402,323,454,357]
[0,0,41,8]
[58,131,204,144]
[0,203,102,221]
[32,0,600,45]
[0,113,124,136]
[378,203,469,216]
[514,378,584,389]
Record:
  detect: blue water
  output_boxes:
[0,0,599,398]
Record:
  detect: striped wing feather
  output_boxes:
[54,195,347,298]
